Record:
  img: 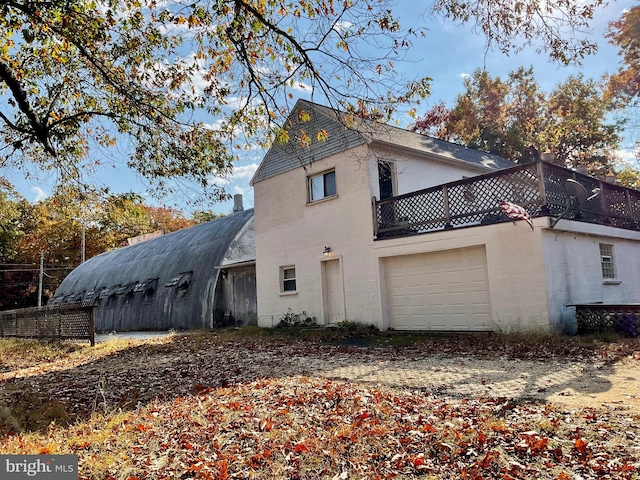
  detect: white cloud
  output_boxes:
[615,147,638,166]
[233,185,245,195]
[292,82,312,92]
[333,21,354,33]
[232,163,259,180]
[459,73,469,79]
[31,186,47,202]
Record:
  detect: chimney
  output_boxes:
[232,194,244,214]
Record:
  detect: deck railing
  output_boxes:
[374,161,640,239]
[0,302,95,345]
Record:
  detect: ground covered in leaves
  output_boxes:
[0,330,639,479]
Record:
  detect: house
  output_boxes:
[251,99,640,333]
[51,197,256,330]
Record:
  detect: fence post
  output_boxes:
[536,162,549,214]
[89,307,95,347]
[442,185,453,229]
[371,196,379,238]
[37,253,44,307]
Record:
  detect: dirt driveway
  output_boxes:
[2,331,639,431]
[308,351,640,413]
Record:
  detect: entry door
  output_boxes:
[323,259,345,324]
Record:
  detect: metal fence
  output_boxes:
[0,302,95,345]
[573,304,640,337]
[375,161,640,239]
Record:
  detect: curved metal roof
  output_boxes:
[53,209,254,331]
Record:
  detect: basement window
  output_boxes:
[599,243,616,280]
[280,266,297,294]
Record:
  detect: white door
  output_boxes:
[323,259,345,324]
[384,246,492,331]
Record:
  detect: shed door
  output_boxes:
[229,267,258,326]
[384,246,492,331]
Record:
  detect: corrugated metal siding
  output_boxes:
[52,209,255,331]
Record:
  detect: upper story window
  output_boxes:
[599,243,616,279]
[309,169,336,202]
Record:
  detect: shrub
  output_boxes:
[277,308,316,328]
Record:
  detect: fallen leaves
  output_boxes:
[0,332,638,479]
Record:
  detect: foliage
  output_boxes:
[606,5,640,108]
[430,0,607,66]
[606,5,640,163]
[0,0,433,204]
[277,308,316,328]
[0,0,609,204]
[191,210,225,224]
[0,179,27,259]
[615,165,640,189]
[412,67,624,177]
[0,184,196,308]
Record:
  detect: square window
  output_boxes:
[599,243,615,279]
[309,170,336,202]
[281,266,297,293]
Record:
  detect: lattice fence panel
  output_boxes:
[575,304,639,337]
[602,188,632,229]
[0,302,95,345]
[541,165,569,217]
[448,167,542,227]
[377,189,447,238]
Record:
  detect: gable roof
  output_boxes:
[251,99,514,184]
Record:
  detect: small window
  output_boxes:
[599,243,615,279]
[281,266,297,293]
[309,170,336,202]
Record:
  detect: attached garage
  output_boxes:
[384,246,493,331]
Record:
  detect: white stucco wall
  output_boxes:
[367,145,493,199]
[373,217,553,333]
[254,141,640,333]
[542,220,640,333]
[254,145,382,327]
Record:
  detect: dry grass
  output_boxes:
[0,329,638,479]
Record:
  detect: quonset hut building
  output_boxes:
[51,198,256,331]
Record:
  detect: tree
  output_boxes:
[191,210,224,224]
[0,179,27,259]
[430,0,606,65]
[412,68,623,176]
[6,187,195,305]
[0,180,38,310]
[606,6,640,107]
[606,5,640,164]
[0,0,607,204]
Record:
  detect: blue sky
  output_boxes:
[6,0,637,216]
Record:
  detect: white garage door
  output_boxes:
[384,246,492,331]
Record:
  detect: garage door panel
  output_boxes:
[385,246,492,331]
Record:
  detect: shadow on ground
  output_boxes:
[0,331,638,436]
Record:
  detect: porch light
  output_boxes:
[323,246,332,257]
